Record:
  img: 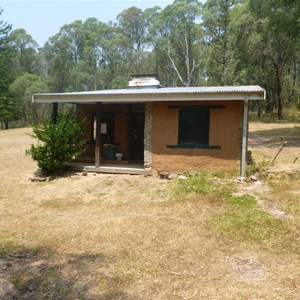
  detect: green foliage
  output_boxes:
[0,9,17,97]
[0,8,12,48]
[26,111,86,175]
[9,28,39,73]
[150,0,202,87]
[9,73,50,123]
[111,76,128,89]
[202,0,238,85]
[0,95,22,129]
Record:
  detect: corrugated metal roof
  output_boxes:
[41,85,264,95]
[33,85,266,103]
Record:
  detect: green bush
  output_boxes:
[26,111,86,175]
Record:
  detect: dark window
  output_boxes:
[178,107,210,147]
[167,105,223,149]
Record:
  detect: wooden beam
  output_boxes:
[95,102,102,168]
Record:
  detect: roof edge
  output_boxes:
[33,85,266,104]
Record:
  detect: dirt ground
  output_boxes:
[248,122,300,171]
[0,124,299,299]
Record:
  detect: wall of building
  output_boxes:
[151,100,243,174]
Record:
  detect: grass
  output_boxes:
[0,126,299,299]
[175,172,214,195]
[215,195,285,242]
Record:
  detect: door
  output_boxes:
[130,112,145,162]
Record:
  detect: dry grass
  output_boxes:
[0,126,299,299]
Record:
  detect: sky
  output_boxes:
[1,0,175,47]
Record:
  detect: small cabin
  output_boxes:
[33,78,265,177]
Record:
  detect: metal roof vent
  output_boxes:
[128,74,161,89]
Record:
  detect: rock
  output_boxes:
[250,175,259,182]
[167,173,178,180]
[0,278,15,298]
[178,175,187,180]
[81,171,88,176]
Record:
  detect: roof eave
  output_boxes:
[33,91,265,104]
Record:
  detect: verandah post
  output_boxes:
[95,102,102,168]
[52,102,58,123]
[240,97,249,179]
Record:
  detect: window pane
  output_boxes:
[179,109,209,145]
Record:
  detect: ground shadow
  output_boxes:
[0,245,131,300]
[249,126,300,148]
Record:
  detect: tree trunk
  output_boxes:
[257,100,261,118]
[4,121,8,129]
[275,65,284,120]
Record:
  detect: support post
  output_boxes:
[240,97,249,179]
[95,102,102,168]
[52,102,58,123]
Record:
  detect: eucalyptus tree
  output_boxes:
[117,7,158,77]
[245,0,300,119]
[149,0,203,87]
[43,18,132,91]
[88,19,133,89]
[9,28,39,74]
[98,25,132,88]
[202,0,239,85]
[9,73,49,123]
[117,6,147,52]
[43,21,86,92]
[79,18,103,90]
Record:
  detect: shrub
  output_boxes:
[26,111,86,175]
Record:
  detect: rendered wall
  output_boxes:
[151,101,243,173]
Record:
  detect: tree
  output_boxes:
[9,73,49,123]
[9,28,39,74]
[202,0,239,85]
[0,8,16,95]
[117,7,147,52]
[150,0,203,86]
[0,8,11,49]
[233,0,300,119]
[0,95,21,129]
[26,110,86,175]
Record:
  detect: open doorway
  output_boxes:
[130,111,145,162]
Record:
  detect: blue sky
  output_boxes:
[1,0,175,47]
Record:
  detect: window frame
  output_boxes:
[167,105,224,149]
